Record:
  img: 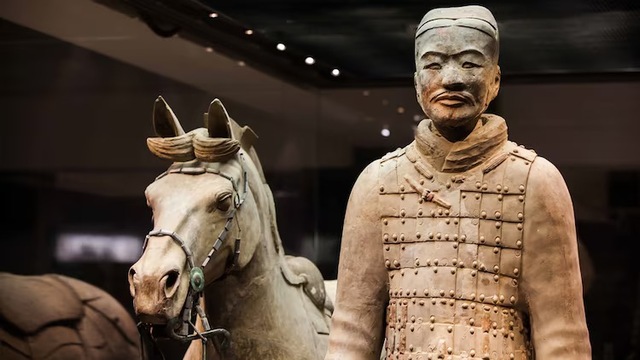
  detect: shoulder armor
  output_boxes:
[508,142,537,162]
[380,147,405,163]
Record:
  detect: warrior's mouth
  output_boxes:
[432,92,473,106]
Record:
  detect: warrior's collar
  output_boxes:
[414,114,508,173]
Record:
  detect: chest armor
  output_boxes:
[379,141,537,360]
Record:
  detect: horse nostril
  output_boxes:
[128,267,137,297]
[162,269,180,298]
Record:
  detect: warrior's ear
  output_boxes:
[152,96,185,137]
[205,98,232,139]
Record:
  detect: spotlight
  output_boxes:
[209,13,218,18]
[331,68,340,77]
[276,43,286,51]
[245,29,253,35]
[305,57,315,65]
[205,47,213,53]
[381,126,390,137]
[413,114,422,122]
[237,61,246,67]
[397,106,405,114]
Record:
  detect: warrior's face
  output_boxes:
[414,26,500,136]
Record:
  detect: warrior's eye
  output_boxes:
[462,61,481,69]
[216,193,233,212]
[424,63,441,70]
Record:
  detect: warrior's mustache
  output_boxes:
[430,91,474,105]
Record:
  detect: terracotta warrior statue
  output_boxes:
[325,5,591,360]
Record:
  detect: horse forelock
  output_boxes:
[147,128,241,163]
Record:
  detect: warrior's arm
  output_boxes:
[521,157,592,359]
[325,161,388,360]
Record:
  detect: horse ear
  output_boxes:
[153,96,185,137]
[206,98,232,139]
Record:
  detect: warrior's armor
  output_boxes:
[325,116,590,360]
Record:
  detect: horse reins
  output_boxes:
[137,154,249,360]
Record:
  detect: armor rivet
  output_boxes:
[383,234,389,241]
[390,273,394,279]
[393,260,400,267]
[445,209,450,216]
[495,221,501,229]
[453,234,459,241]
[430,315,435,323]
[461,234,467,242]
[405,290,411,296]
[440,298,447,305]
[503,186,509,193]
[494,306,499,313]
[392,233,398,241]
[403,299,408,305]
[452,259,458,266]
[428,232,434,239]
[479,264,486,271]
[446,182,451,189]
[470,303,476,309]
[416,232,421,239]
[426,259,431,266]
[409,344,414,351]
[418,209,423,216]
[517,212,523,220]
[482,183,488,190]
[447,347,453,354]
[419,198,424,204]
[427,355,433,360]
[518,195,525,202]
[510,332,515,339]
[481,211,487,218]
[400,185,405,192]
[459,261,465,268]
[493,247,500,254]
[430,324,435,330]
[419,300,425,306]
[431,210,436,217]
[517,223,523,230]
[470,350,476,357]
[383,219,388,225]
[492,321,498,329]
[420,179,425,185]
[516,240,523,248]
[510,296,516,303]
[495,236,501,245]
[438,209,443,215]
[497,184,502,191]
[462,193,467,199]
[479,294,485,301]
[434,268,438,273]
[389,291,393,297]
[519,185,525,192]
[401,245,405,250]
[497,194,503,201]
[469,318,475,325]
[385,260,390,268]
[514,268,519,275]
[476,182,482,189]
[484,305,491,312]
[500,295,505,303]
[470,328,475,334]
[400,194,405,200]
[414,269,419,275]
[427,174,434,180]
[436,232,442,239]
[475,193,481,200]
[512,279,518,286]
[440,289,445,296]
[449,290,455,297]
[472,260,478,268]
[449,299,455,306]
[451,268,456,275]
[493,330,498,337]
[492,294,499,303]
[514,148,520,153]
[454,219,459,225]
[434,259,439,265]
[400,209,406,217]
[511,157,516,161]
[462,302,469,309]
[415,259,420,266]
[400,233,405,241]
[445,219,450,224]
[480,235,486,243]
[447,326,453,333]
[495,211,501,219]
[400,269,405,276]
[413,289,417,296]
[385,245,390,251]
[424,289,429,296]
[510,354,515,359]
[471,270,477,277]
[493,265,500,272]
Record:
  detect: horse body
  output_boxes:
[128,97,331,359]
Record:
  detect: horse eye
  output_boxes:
[216,194,233,212]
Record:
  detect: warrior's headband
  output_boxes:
[416,5,499,42]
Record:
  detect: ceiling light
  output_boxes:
[382,99,389,106]
[381,126,390,137]
[397,106,405,114]
[305,57,315,65]
[363,90,370,96]
[205,47,213,53]
[237,61,246,67]
[413,114,422,122]
[276,43,286,51]
[245,29,253,35]
[209,12,218,18]
[331,68,340,77]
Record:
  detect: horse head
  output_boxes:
[128,96,263,326]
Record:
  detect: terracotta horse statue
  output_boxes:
[128,97,332,360]
[0,272,140,359]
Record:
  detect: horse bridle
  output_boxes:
[137,155,249,360]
